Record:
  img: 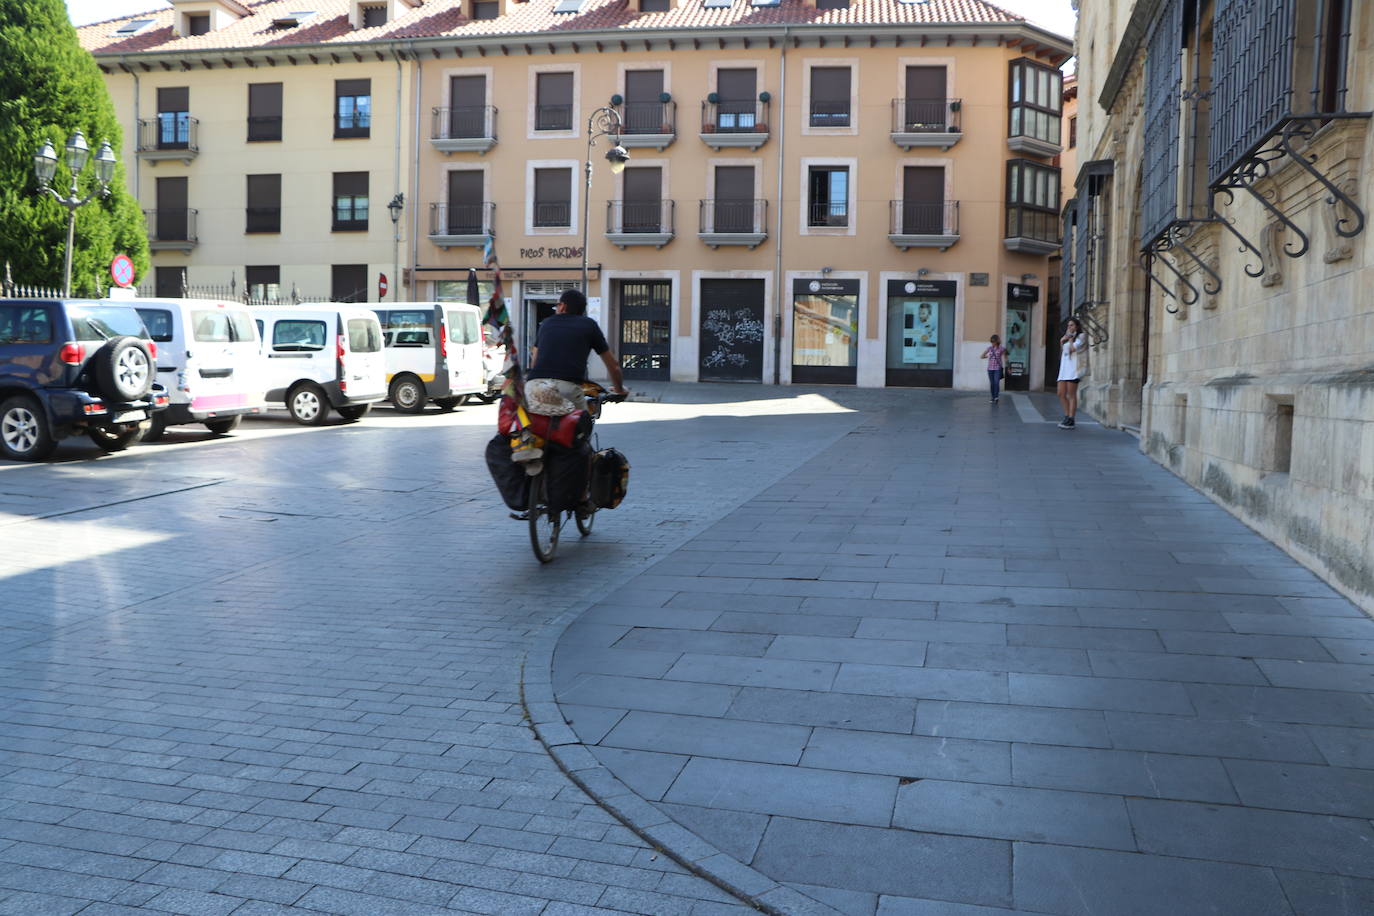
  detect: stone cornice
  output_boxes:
[1098,0,1163,114]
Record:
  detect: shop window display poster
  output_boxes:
[902,300,939,364]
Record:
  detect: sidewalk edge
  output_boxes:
[521,609,845,916]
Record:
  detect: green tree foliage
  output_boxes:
[0,0,148,294]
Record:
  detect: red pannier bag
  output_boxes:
[497,395,593,448]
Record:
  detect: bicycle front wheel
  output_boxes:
[528,472,560,563]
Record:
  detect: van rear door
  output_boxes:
[444,306,484,394]
[341,313,386,399]
[186,304,253,414]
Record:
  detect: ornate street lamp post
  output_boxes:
[580,107,630,297]
[387,192,405,302]
[33,129,117,297]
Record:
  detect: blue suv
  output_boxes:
[0,299,168,461]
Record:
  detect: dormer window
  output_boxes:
[350,0,418,28]
[114,18,155,35]
[271,10,316,28]
[472,0,500,19]
[187,13,210,34]
[361,4,386,26]
[638,0,670,11]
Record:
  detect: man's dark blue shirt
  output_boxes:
[527,314,609,383]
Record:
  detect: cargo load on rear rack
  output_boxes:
[485,434,530,511]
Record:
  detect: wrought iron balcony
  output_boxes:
[615,100,676,150]
[144,208,198,251]
[245,207,281,234]
[533,201,571,229]
[136,116,199,163]
[535,104,573,132]
[698,199,767,249]
[809,99,851,128]
[430,106,498,154]
[807,200,849,228]
[890,99,962,150]
[247,115,282,142]
[606,200,674,248]
[428,202,495,248]
[699,99,769,149]
[888,201,960,250]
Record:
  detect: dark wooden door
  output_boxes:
[449,75,486,138]
[619,280,670,380]
[156,177,187,240]
[446,171,483,233]
[624,70,663,134]
[902,166,944,234]
[713,166,754,232]
[903,66,947,129]
[622,167,661,232]
[699,279,765,382]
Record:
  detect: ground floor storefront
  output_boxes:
[423,267,1053,391]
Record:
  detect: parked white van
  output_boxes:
[373,303,485,413]
[252,306,386,425]
[124,297,267,438]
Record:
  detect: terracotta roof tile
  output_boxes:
[81,0,1057,56]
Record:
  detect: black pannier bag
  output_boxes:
[545,441,593,513]
[588,448,630,509]
[485,434,530,511]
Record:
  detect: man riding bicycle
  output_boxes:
[527,289,627,410]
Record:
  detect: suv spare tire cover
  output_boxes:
[94,336,154,401]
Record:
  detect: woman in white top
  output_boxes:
[1056,317,1086,429]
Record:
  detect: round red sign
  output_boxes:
[378,273,389,298]
[110,254,135,288]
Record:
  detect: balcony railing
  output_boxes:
[535,104,573,131]
[144,208,198,250]
[606,200,675,247]
[533,201,572,228]
[807,200,848,228]
[616,100,676,150]
[430,106,498,154]
[698,199,767,248]
[428,202,495,248]
[890,99,963,150]
[888,200,960,250]
[136,116,199,161]
[700,99,770,149]
[245,207,281,234]
[809,100,851,128]
[247,115,282,142]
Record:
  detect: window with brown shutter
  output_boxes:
[248,83,282,141]
[448,75,487,138]
[535,73,574,131]
[712,166,755,232]
[623,70,665,134]
[335,79,371,138]
[332,265,368,303]
[332,172,369,231]
[716,68,757,129]
[446,171,485,234]
[810,67,851,127]
[155,267,186,299]
[533,168,572,227]
[902,66,948,131]
[246,174,281,233]
[901,166,944,234]
[157,87,190,148]
[621,167,662,233]
[246,266,280,303]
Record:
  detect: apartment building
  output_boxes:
[1067,0,1373,611]
[81,0,1071,390]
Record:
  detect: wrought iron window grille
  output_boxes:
[1139,0,1368,312]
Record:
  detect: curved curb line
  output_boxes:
[521,606,845,916]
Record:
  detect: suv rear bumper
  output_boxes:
[41,384,168,434]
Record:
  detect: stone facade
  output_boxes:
[1070,0,1374,612]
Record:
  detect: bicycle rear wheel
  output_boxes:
[575,504,595,536]
[528,472,559,563]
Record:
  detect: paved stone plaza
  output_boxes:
[1,386,1371,915]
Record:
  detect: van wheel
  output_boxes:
[432,397,460,412]
[142,413,168,442]
[337,404,371,421]
[0,395,56,461]
[390,376,426,414]
[205,416,242,436]
[87,425,142,453]
[287,384,330,425]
